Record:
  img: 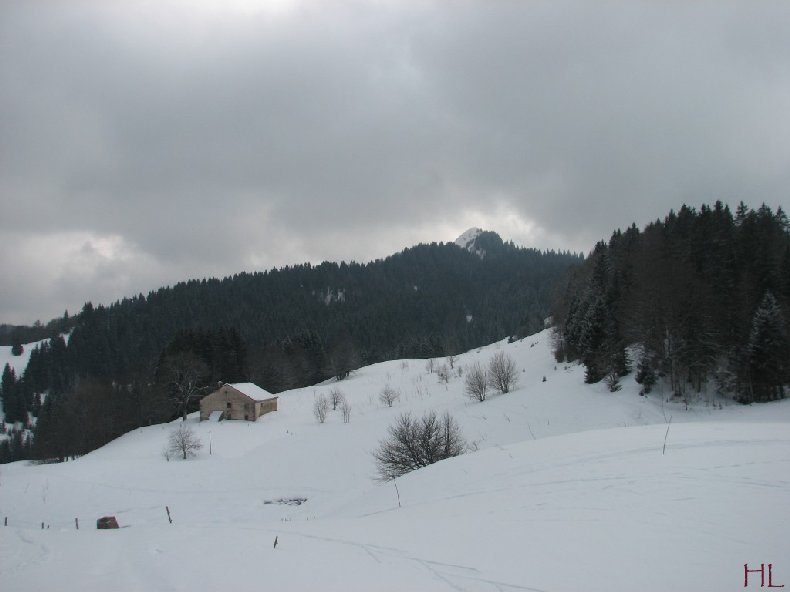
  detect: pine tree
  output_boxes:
[1,364,26,424]
[745,292,789,402]
[579,292,607,383]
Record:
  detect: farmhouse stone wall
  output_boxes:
[199,384,278,421]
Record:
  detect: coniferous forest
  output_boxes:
[553,202,790,404]
[0,234,581,462]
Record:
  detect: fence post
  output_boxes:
[75,517,79,530]
[166,506,173,524]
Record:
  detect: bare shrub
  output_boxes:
[437,363,450,384]
[446,355,456,369]
[313,395,330,423]
[329,387,345,410]
[379,384,400,407]
[425,358,435,374]
[488,351,518,394]
[605,371,622,392]
[341,399,352,423]
[373,411,466,480]
[464,362,488,402]
[168,424,202,460]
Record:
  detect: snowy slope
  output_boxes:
[1,331,788,591]
[0,342,36,379]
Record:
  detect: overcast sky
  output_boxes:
[2,1,790,324]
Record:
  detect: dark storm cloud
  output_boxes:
[1,0,789,323]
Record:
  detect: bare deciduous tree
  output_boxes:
[313,395,329,423]
[488,351,518,394]
[437,364,450,384]
[329,388,345,410]
[168,424,202,460]
[425,358,435,374]
[379,384,399,407]
[446,355,456,369]
[341,399,352,423]
[373,411,466,480]
[160,352,210,420]
[464,362,488,401]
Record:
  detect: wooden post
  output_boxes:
[166,506,172,524]
[662,416,673,456]
[41,522,44,530]
[75,517,79,530]
[3,517,7,527]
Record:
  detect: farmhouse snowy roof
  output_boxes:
[227,383,276,402]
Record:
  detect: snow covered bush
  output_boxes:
[373,411,466,480]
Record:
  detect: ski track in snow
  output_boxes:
[267,528,549,592]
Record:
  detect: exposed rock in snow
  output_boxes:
[454,228,483,251]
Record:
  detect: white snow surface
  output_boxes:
[1,330,788,591]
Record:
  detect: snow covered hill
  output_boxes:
[1,331,788,591]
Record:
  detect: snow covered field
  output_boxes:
[1,330,788,591]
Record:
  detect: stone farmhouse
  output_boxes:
[199,383,278,422]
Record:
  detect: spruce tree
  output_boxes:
[1,364,26,424]
[745,292,789,402]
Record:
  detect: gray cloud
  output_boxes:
[2,1,789,323]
